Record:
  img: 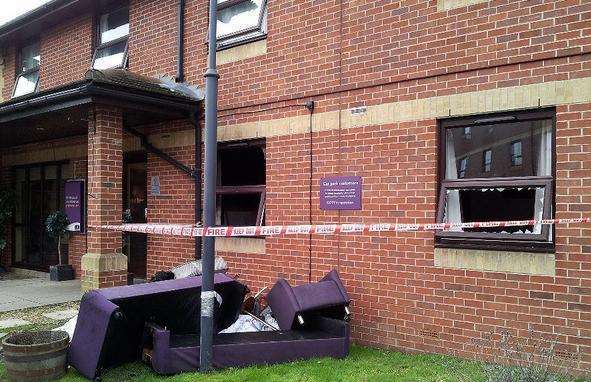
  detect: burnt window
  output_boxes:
[93,6,129,70]
[216,0,268,50]
[13,42,40,98]
[437,109,555,252]
[217,139,266,226]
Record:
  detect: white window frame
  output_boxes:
[215,0,268,50]
[92,6,130,70]
[12,42,40,98]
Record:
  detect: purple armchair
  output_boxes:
[267,269,351,330]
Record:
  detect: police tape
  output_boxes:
[96,217,591,237]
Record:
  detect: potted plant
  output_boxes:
[0,188,15,262]
[45,211,74,281]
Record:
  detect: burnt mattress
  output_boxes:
[68,274,246,380]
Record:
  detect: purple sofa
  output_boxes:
[68,274,246,380]
[143,269,351,375]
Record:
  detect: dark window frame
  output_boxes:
[91,4,130,70]
[436,108,556,253]
[215,0,268,50]
[216,139,266,227]
[12,40,41,98]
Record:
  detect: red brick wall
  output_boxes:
[0,0,590,375]
[128,0,178,78]
[144,120,196,277]
[85,105,126,288]
[1,46,16,101]
[38,15,94,91]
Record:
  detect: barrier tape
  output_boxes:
[96,217,591,238]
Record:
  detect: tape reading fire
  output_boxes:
[96,217,591,238]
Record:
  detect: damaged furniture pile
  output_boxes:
[66,260,351,380]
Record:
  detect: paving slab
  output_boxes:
[0,276,82,313]
[0,318,31,329]
[42,309,78,320]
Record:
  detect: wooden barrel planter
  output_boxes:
[2,330,69,382]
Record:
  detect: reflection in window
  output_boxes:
[93,7,129,70]
[216,0,267,49]
[483,149,492,172]
[437,111,555,250]
[511,140,523,167]
[458,157,467,179]
[13,42,40,98]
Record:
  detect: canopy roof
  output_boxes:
[0,69,203,148]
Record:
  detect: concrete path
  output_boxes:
[0,277,82,313]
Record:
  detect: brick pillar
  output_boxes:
[81,105,127,291]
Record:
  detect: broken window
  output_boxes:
[13,42,40,98]
[93,6,129,70]
[437,110,555,251]
[217,139,266,227]
[216,0,268,50]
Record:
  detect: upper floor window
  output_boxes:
[436,109,555,252]
[13,42,40,98]
[217,0,268,50]
[93,7,129,70]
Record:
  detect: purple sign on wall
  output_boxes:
[319,176,362,210]
[64,180,85,233]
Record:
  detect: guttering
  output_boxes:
[176,0,186,83]
[0,81,199,123]
[0,0,84,43]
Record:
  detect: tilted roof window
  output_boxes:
[13,42,40,98]
[216,0,267,49]
[93,7,129,70]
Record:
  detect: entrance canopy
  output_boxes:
[0,69,203,148]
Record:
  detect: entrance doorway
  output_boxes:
[123,154,147,279]
[13,162,70,271]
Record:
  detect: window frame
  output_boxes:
[91,5,130,70]
[216,139,266,227]
[12,41,40,98]
[436,108,556,253]
[215,0,268,50]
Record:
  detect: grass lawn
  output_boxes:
[0,344,485,382]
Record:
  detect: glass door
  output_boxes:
[13,163,65,271]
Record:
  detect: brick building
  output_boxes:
[0,0,590,375]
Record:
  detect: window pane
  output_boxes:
[443,186,545,234]
[100,8,130,44]
[20,42,40,72]
[483,149,492,172]
[219,145,265,186]
[13,71,39,98]
[220,193,261,226]
[511,141,523,166]
[93,41,127,69]
[444,119,553,179]
[217,0,264,38]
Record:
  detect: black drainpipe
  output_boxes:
[191,112,203,260]
[176,0,185,83]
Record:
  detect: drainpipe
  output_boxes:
[191,113,203,260]
[200,0,219,372]
[176,0,185,83]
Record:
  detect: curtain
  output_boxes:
[444,130,463,231]
[533,120,552,234]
